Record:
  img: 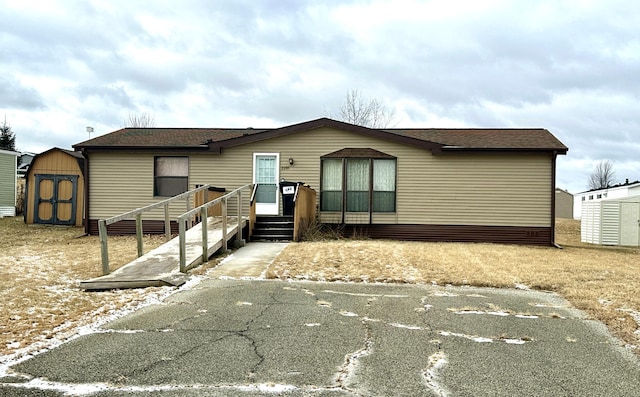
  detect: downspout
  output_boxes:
[82,149,90,235]
[551,151,558,247]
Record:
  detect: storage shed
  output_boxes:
[24,148,85,226]
[581,195,640,246]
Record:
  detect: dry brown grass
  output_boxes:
[267,219,640,352]
[0,216,166,358]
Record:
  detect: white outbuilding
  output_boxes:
[581,195,640,246]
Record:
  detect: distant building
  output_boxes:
[17,152,36,178]
[0,148,19,217]
[555,188,573,219]
[573,179,640,219]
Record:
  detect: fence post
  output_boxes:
[186,195,192,229]
[201,206,208,263]
[236,191,244,246]
[135,213,143,257]
[179,218,187,273]
[221,197,228,253]
[164,204,171,241]
[99,220,110,275]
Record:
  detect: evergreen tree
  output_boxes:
[0,117,16,151]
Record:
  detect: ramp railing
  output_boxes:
[176,184,253,273]
[98,185,213,275]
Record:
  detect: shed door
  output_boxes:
[253,154,279,215]
[620,202,640,246]
[34,174,78,226]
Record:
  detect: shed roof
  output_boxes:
[25,147,85,179]
[73,117,568,154]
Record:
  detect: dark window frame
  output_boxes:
[320,150,397,215]
[153,156,189,197]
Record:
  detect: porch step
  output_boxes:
[252,216,294,241]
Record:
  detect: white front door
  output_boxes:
[253,153,279,215]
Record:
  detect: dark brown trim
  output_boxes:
[206,118,444,154]
[322,148,397,159]
[87,219,251,240]
[330,224,554,246]
[551,151,557,244]
[82,150,90,235]
[88,219,180,236]
[76,146,210,153]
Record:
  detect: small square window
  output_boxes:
[154,156,188,197]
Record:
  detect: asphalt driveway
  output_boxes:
[2,279,640,396]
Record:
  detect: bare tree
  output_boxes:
[332,89,395,128]
[588,160,616,190]
[124,112,157,128]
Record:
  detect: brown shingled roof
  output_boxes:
[73,118,567,154]
[387,128,567,152]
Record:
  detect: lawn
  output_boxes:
[0,217,168,359]
[0,216,638,363]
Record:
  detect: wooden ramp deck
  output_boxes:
[80,217,247,291]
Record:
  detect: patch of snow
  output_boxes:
[305,323,321,327]
[452,310,510,317]
[422,351,449,397]
[487,311,510,317]
[514,283,531,290]
[236,301,253,306]
[339,311,358,317]
[515,314,539,319]
[5,342,20,349]
[504,338,527,345]
[389,323,422,330]
[433,291,458,297]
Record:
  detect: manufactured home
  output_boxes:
[0,149,19,217]
[73,118,568,245]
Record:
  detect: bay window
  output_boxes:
[320,150,396,213]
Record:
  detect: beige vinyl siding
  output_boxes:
[0,151,17,216]
[89,127,553,227]
[89,152,188,220]
[398,154,552,227]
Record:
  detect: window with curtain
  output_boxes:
[154,156,188,197]
[320,155,396,213]
[346,159,370,212]
[373,159,396,212]
[321,159,342,211]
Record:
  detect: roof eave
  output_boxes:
[73,145,210,152]
[439,146,568,154]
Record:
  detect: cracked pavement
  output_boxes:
[2,279,640,396]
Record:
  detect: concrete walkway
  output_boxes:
[80,217,247,290]
[206,242,289,279]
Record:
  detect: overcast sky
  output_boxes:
[2,0,639,193]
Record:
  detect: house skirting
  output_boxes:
[89,219,553,246]
[335,224,553,246]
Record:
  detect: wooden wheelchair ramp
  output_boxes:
[80,218,246,291]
